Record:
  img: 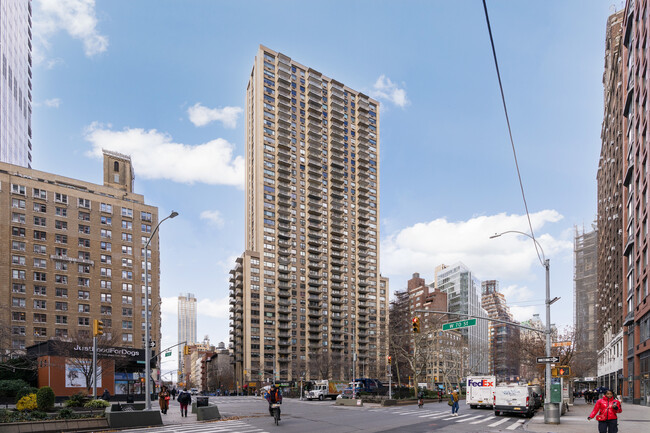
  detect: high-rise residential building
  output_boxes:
[0,150,160,352]
[481,280,520,382]
[574,227,599,379]
[230,46,388,387]
[0,0,32,167]
[519,314,545,382]
[178,292,197,378]
[434,262,489,374]
[597,9,625,395]
[622,0,650,405]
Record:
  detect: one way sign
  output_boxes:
[536,356,560,363]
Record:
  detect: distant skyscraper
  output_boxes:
[435,262,489,374]
[178,293,197,376]
[481,280,520,381]
[0,0,32,167]
[230,45,388,386]
[574,227,599,378]
[597,9,624,395]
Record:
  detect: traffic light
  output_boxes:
[92,319,104,337]
[387,356,392,365]
[552,366,571,377]
[140,377,145,383]
[412,317,420,333]
[183,346,190,355]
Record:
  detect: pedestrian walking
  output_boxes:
[158,386,170,414]
[587,389,622,433]
[177,388,192,417]
[450,389,460,416]
[171,388,177,400]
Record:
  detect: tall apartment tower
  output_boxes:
[0,0,32,167]
[574,227,599,378]
[597,9,625,395]
[622,0,650,405]
[178,293,197,376]
[481,280,520,381]
[231,46,388,386]
[434,262,489,374]
[1,150,160,352]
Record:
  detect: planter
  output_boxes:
[0,417,108,433]
[196,405,221,421]
[105,404,162,429]
[335,398,363,407]
[381,399,397,406]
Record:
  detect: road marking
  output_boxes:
[470,415,495,424]
[488,417,510,427]
[506,419,526,430]
[457,415,485,422]
[442,413,471,421]
[418,412,447,418]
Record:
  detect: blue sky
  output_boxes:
[31,0,615,379]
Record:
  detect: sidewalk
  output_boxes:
[525,399,650,433]
[158,397,201,425]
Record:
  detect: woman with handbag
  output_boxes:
[587,389,622,433]
[159,386,170,414]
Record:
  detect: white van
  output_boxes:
[466,376,496,408]
[493,385,536,417]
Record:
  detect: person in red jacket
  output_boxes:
[587,389,622,433]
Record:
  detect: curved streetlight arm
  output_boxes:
[490,230,546,266]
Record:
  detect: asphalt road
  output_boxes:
[119,396,533,433]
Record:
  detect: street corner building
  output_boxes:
[230,46,389,389]
[0,150,161,369]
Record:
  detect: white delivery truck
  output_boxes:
[466,376,496,408]
[493,385,536,418]
[306,380,348,400]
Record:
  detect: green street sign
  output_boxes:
[164,351,172,357]
[442,318,477,330]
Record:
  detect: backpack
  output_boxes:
[179,392,191,404]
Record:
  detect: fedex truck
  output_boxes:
[466,376,496,408]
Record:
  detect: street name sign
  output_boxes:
[164,351,172,357]
[537,356,560,363]
[442,318,477,331]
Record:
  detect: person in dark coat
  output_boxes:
[101,389,110,401]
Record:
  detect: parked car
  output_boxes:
[494,385,536,418]
[190,388,199,395]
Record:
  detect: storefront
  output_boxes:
[27,341,151,397]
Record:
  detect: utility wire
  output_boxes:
[482,0,544,267]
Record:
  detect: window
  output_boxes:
[122,258,133,267]
[33,258,46,268]
[100,268,112,277]
[34,313,47,323]
[141,211,152,222]
[34,216,46,226]
[101,305,112,315]
[12,312,26,321]
[78,264,90,274]
[101,216,112,225]
[34,244,46,254]
[11,184,26,195]
[55,220,67,230]
[78,198,91,209]
[122,295,133,305]
[100,254,112,264]
[55,275,68,284]
[33,272,46,282]
[100,203,113,213]
[55,288,68,298]
[55,329,68,338]
[122,283,133,292]
[78,211,90,221]
[122,220,133,230]
[12,283,26,293]
[55,234,68,244]
[78,238,90,248]
[56,315,68,324]
[78,317,90,326]
[12,227,25,237]
[122,333,133,342]
[123,308,133,316]
[122,233,132,242]
[56,207,67,217]
[12,255,25,265]
[78,224,90,234]
[122,207,133,217]
[100,280,112,289]
[78,304,90,313]
[122,320,133,329]
[12,198,25,209]
[12,241,25,251]
[101,293,112,303]
[122,246,133,255]
[33,203,46,213]
[100,241,112,251]
[55,193,68,204]
[122,270,133,280]
[34,300,46,309]
[33,230,46,240]
[101,229,112,238]
[141,224,151,233]
[78,277,90,287]
[12,297,26,307]
[33,188,47,199]
[12,212,26,223]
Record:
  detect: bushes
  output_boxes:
[57,408,75,419]
[84,399,110,409]
[0,380,30,401]
[64,392,89,408]
[15,387,38,404]
[36,387,55,411]
[16,394,37,411]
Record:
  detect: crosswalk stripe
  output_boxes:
[506,419,526,430]
[457,415,484,422]
[470,415,495,424]
[418,412,447,418]
[488,417,510,427]
[442,414,471,421]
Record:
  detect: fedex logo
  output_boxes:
[468,379,494,387]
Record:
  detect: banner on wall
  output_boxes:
[65,360,101,388]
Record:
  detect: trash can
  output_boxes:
[544,403,560,424]
[196,396,209,407]
[126,394,134,404]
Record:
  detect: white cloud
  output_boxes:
[33,0,108,64]
[371,75,409,108]
[200,210,225,227]
[187,103,243,128]
[44,98,61,108]
[381,210,572,283]
[197,297,230,319]
[85,123,245,187]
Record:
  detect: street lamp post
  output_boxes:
[144,211,178,411]
[490,230,560,424]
